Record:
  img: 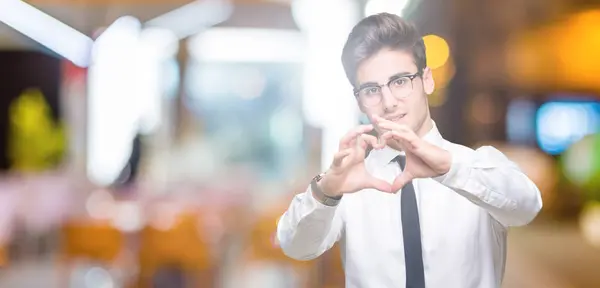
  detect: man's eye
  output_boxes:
[392,78,408,86]
[364,87,380,95]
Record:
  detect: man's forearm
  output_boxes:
[277,186,344,260]
[433,145,543,227]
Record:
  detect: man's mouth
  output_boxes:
[387,114,406,122]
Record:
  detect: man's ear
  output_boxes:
[422,67,435,95]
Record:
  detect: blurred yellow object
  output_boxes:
[137,210,215,287]
[8,88,66,172]
[0,245,7,267]
[60,219,125,263]
[246,206,312,268]
[507,9,600,92]
[59,219,126,288]
[423,34,451,70]
[426,36,454,107]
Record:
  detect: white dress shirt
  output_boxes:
[277,124,543,288]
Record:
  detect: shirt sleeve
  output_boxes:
[276,185,344,261]
[433,145,543,227]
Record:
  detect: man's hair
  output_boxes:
[341,13,427,86]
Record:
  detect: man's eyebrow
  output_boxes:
[356,71,413,91]
[387,71,412,81]
[356,81,379,91]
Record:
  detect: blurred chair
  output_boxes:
[137,210,216,288]
[59,219,126,287]
[0,245,7,267]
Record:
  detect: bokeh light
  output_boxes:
[580,201,600,248]
[536,101,600,155]
[423,34,450,70]
[562,134,600,197]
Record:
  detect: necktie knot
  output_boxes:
[392,155,407,170]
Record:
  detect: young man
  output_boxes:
[277,13,542,288]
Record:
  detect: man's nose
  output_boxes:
[381,86,398,111]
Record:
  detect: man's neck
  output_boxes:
[416,117,434,138]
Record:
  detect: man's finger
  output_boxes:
[377,121,413,136]
[380,130,407,144]
[339,124,374,150]
[332,148,353,167]
[380,131,417,151]
[357,134,385,150]
[392,172,413,192]
[362,175,392,193]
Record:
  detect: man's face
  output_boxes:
[355,48,434,137]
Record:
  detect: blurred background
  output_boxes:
[0,0,599,287]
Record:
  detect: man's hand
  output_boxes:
[372,115,452,192]
[320,124,393,197]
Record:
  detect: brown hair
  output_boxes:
[341,13,427,86]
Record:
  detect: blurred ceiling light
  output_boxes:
[93,16,142,53]
[188,28,305,63]
[0,0,93,67]
[88,19,180,187]
[423,34,450,70]
[145,0,232,39]
[364,0,410,17]
[138,27,179,59]
[87,16,143,186]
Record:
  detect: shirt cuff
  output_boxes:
[305,187,340,217]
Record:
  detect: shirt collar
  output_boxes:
[371,120,444,165]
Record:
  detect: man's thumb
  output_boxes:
[392,172,412,193]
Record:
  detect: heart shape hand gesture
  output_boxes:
[373,115,452,192]
[319,119,452,197]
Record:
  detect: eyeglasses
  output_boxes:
[353,72,421,107]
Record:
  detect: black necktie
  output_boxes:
[394,155,425,288]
